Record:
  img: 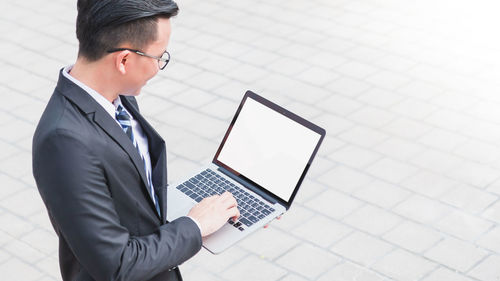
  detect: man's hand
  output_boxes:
[187,191,240,237]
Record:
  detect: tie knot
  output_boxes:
[116,105,131,121]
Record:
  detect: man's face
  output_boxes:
[120,18,171,96]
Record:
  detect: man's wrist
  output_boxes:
[186,216,202,235]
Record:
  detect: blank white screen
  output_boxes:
[217,98,321,201]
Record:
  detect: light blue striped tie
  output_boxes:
[116,105,161,216]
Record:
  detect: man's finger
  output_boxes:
[227,205,240,220]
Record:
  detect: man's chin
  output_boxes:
[121,88,142,96]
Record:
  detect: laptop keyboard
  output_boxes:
[176,168,275,231]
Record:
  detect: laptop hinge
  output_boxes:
[217,166,278,205]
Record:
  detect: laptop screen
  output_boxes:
[214,91,325,207]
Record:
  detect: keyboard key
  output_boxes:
[185,181,196,190]
[239,217,252,227]
[228,220,234,225]
[262,209,271,216]
[238,227,244,231]
[257,214,265,219]
[248,215,258,223]
[234,222,242,228]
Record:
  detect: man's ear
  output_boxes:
[114,50,129,75]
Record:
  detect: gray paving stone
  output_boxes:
[372,249,437,281]
[295,66,339,86]
[316,165,373,194]
[439,184,498,214]
[329,144,381,169]
[374,137,426,161]
[4,239,45,264]
[331,231,394,267]
[276,243,341,280]
[291,215,352,248]
[317,261,384,281]
[383,221,442,254]
[356,87,405,107]
[35,256,60,280]
[238,227,299,260]
[468,255,500,281]
[454,139,500,166]
[424,237,489,272]
[400,170,457,199]
[293,179,326,205]
[353,180,411,209]
[390,98,438,120]
[410,149,463,174]
[343,204,401,236]
[382,117,433,140]
[366,71,411,91]
[0,257,44,281]
[317,94,363,116]
[366,158,419,184]
[0,230,14,247]
[0,188,45,217]
[306,156,336,179]
[417,128,468,152]
[279,273,309,281]
[273,204,315,232]
[393,194,452,224]
[422,267,473,281]
[336,61,379,79]
[446,161,500,189]
[337,125,388,149]
[348,106,396,128]
[433,210,493,242]
[476,227,500,254]
[0,213,34,237]
[0,174,29,200]
[304,189,364,220]
[187,246,247,274]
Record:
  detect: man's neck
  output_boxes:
[69,58,119,103]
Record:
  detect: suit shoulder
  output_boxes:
[33,90,91,147]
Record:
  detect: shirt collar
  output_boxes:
[62,65,120,119]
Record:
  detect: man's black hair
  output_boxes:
[76,0,179,61]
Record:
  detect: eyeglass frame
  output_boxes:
[107,48,170,70]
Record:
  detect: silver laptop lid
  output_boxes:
[213,91,326,210]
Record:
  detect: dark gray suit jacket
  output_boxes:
[32,70,202,281]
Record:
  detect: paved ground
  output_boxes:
[1,0,500,280]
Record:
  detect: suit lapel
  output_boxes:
[92,109,151,193]
[121,96,168,223]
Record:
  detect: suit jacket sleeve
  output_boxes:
[33,128,202,281]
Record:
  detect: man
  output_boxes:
[32,1,239,280]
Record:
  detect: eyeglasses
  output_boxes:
[107,48,170,70]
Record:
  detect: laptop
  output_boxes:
[167,90,326,254]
